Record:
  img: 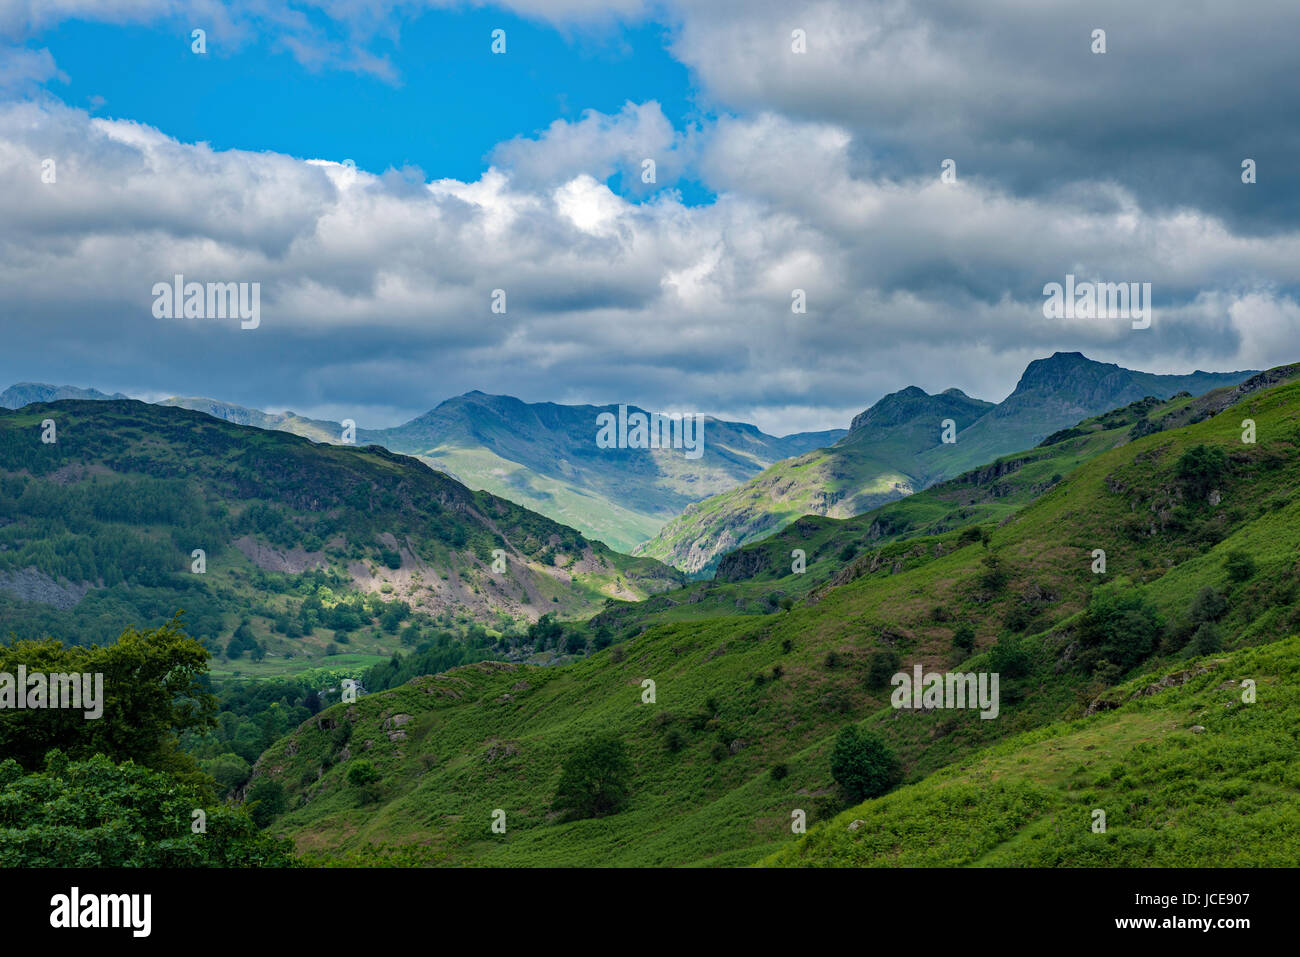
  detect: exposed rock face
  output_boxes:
[0,567,94,609]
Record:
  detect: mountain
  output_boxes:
[636,353,1257,574]
[920,352,1258,478]
[157,396,345,444]
[364,392,845,553]
[2,385,845,555]
[0,382,128,407]
[253,362,1300,866]
[0,399,684,670]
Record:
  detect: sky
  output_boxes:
[1,0,1298,435]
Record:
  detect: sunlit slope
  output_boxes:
[262,371,1300,866]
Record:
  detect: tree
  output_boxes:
[552,734,633,820]
[1224,550,1257,583]
[830,726,901,803]
[346,761,379,788]
[952,623,976,652]
[0,617,214,783]
[1190,586,1228,624]
[866,649,900,689]
[0,754,296,867]
[1176,444,1227,498]
[1188,622,1223,657]
[1076,582,1165,673]
[246,777,286,826]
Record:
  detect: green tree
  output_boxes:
[830,726,901,803]
[1190,586,1228,623]
[866,649,901,689]
[1176,444,1227,497]
[552,734,633,820]
[246,777,286,827]
[1188,622,1223,657]
[1077,582,1165,673]
[1224,550,1257,583]
[0,617,214,785]
[952,623,976,652]
[0,754,295,867]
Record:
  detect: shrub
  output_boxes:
[1190,586,1228,624]
[552,734,632,820]
[1224,550,1257,583]
[866,649,901,689]
[246,777,286,826]
[346,761,380,788]
[1176,444,1227,497]
[1076,582,1164,673]
[978,554,1008,591]
[988,636,1030,678]
[830,726,901,803]
[952,623,976,652]
[664,729,685,753]
[770,763,789,781]
[1188,622,1223,657]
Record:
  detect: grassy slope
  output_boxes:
[638,359,1256,575]
[0,400,684,672]
[765,635,1300,867]
[262,374,1300,865]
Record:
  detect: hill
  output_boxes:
[254,365,1300,866]
[0,400,684,675]
[3,383,844,555]
[636,353,1256,574]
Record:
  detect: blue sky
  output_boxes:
[34,10,714,203]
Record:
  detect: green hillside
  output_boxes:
[12,386,844,555]
[255,367,1300,866]
[637,353,1256,574]
[0,400,684,676]
[765,634,1300,867]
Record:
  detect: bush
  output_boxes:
[829,726,901,803]
[552,734,632,820]
[1190,586,1228,623]
[1188,622,1223,657]
[1176,444,1227,498]
[988,635,1030,678]
[978,554,1008,591]
[664,729,685,753]
[1224,550,1257,583]
[346,761,380,788]
[952,623,976,652]
[1076,582,1165,674]
[866,649,901,689]
[770,763,789,781]
[246,777,286,827]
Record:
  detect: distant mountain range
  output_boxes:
[2,385,845,554]
[1,353,1258,572]
[634,353,1258,573]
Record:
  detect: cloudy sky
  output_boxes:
[2,1,1298,434]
